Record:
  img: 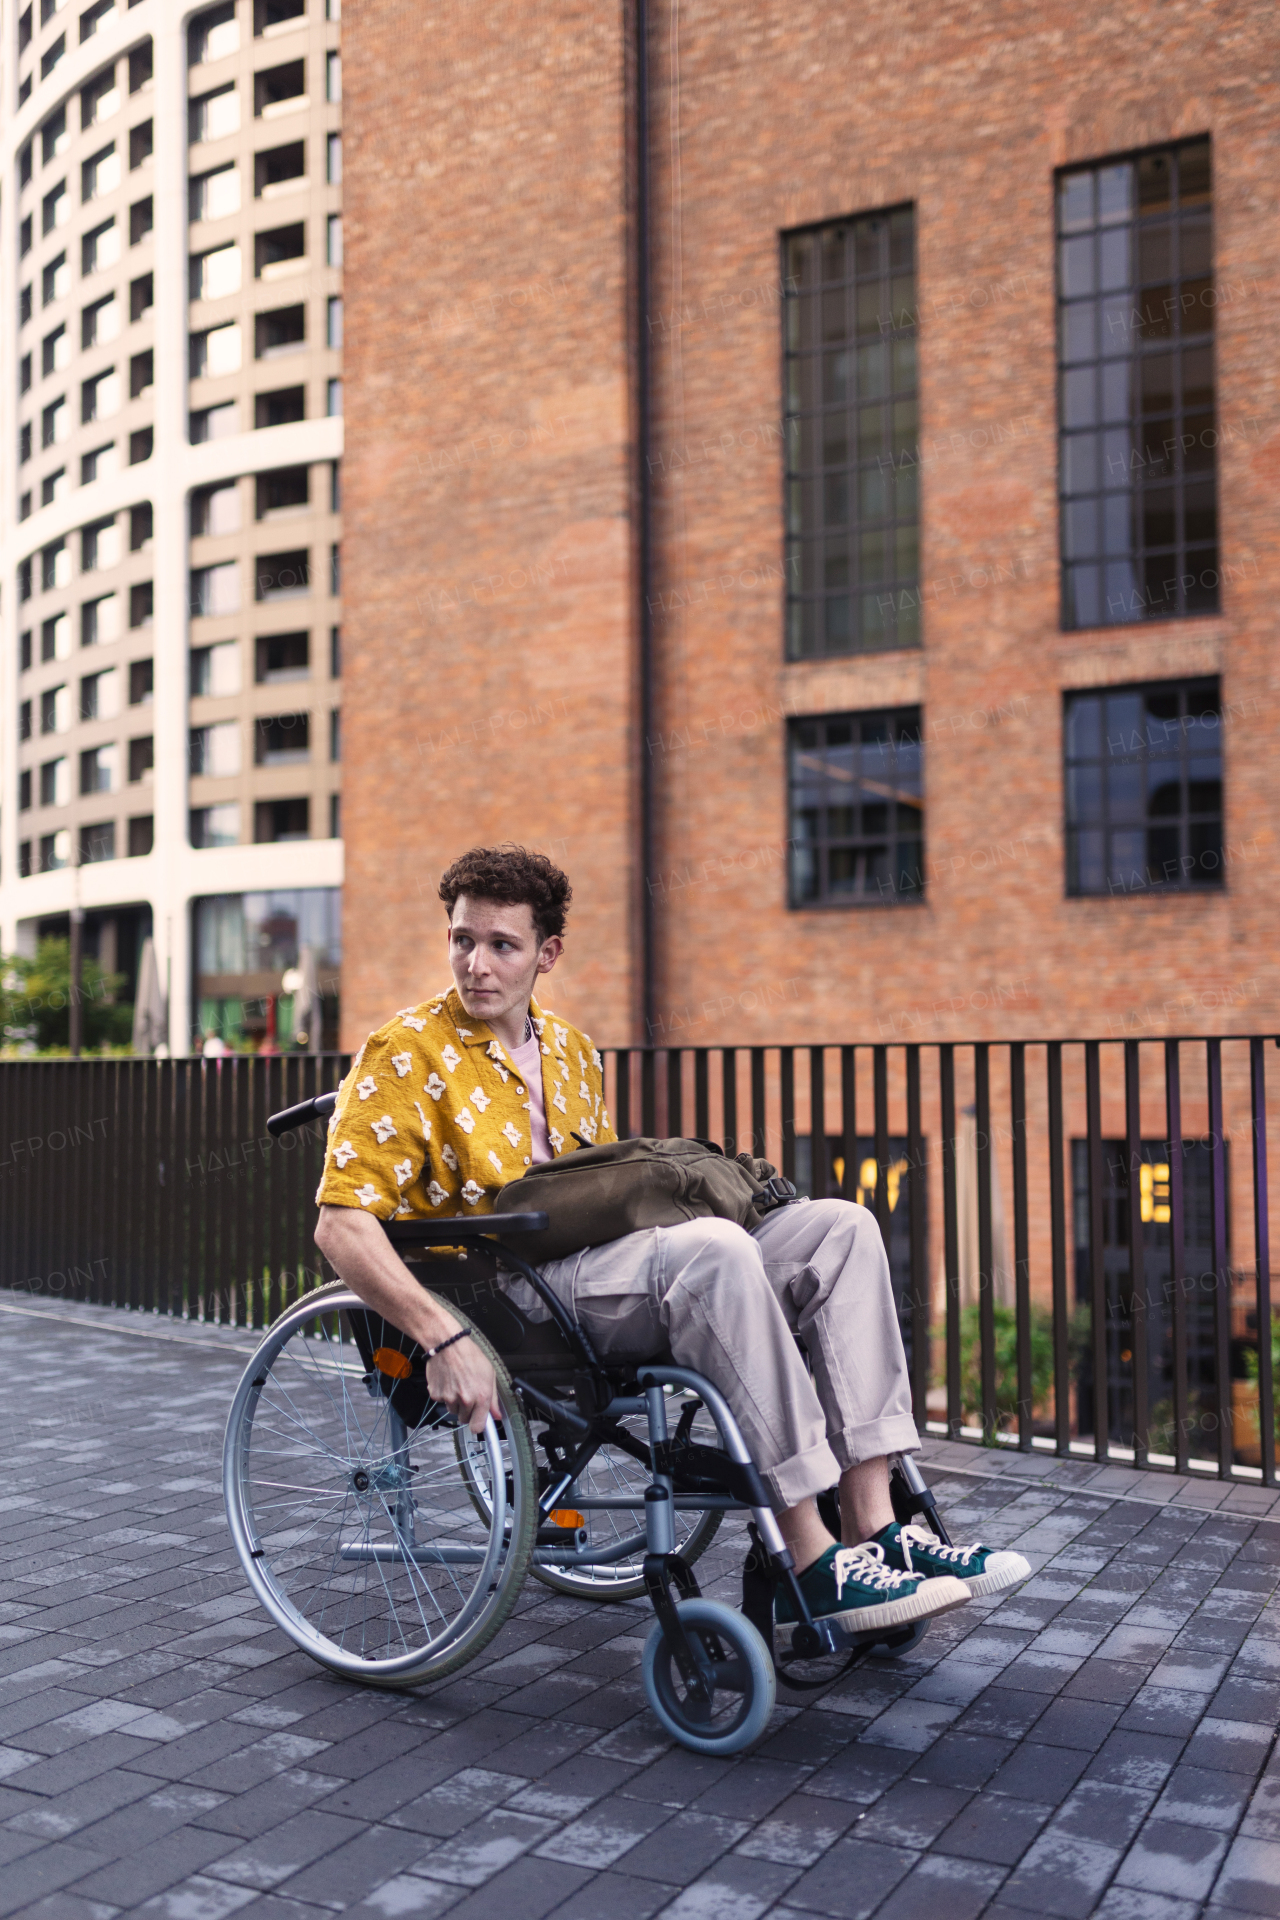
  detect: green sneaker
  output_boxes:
[873,1520,1031,1598]
[774,1541,970,1650]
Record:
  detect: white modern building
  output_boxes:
[0,0,343,1052]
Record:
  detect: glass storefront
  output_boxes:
[192,888,341,1052]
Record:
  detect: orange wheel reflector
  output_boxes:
[372,1346,413,1380]
[550,1509,586,1530]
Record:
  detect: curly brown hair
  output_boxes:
[438,845,573,943]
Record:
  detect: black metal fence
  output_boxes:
[1,1035,1275,1484]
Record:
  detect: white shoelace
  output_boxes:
[832,1542,921,1597]
[897,1523,985,1572]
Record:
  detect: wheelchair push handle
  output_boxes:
[266,1089,338,1137]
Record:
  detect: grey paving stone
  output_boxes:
[1023,1694,1123,1751]
[783,1833,915,1918]
[624,1808,751,1884]
[953,1687,1046,1742]
[191,1770,346,1840]
[871,1851,1006,1920]
[1084,1729,1184,1792]
[383,1767,524,1838]
[654,1851,803,1920]
[202,1808,370,1891]
[67,1824,241,1904]
[1091,1891,1201,1920]
[1181,1713,1274,1776]
[905,1730,1012,1789]
[344,1877,461,1919]
[933,1791,1053,1865]
[1152,1762,1252,1832]
[798,1741,912,1806]
[0,1840,112,1920]
[1059,1659,1150,1706]
[416,1853,593,1920]
[1207,1833,1280,1915]
[1116,1684,1208,1739]
[133,1872,259,1919]
[1114,1817,1230,1900]
[986,1739,1092,1804]
[734,1792,858,1867]
[692,1758,806,1822]
[850,1779,970,1849]
[998,1830,1124,1919]
[542,1868,676,1920]
[535,1793,671,1868]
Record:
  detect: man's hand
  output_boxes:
[314,1204,500,1436]
[426,1335,500,1436]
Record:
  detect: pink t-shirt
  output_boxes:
[510,1032,553,1163]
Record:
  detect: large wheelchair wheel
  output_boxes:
[458,1387,723,1601]
[223,1283,536,1688]
[643,1599,775,1755]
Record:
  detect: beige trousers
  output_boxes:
[538,1198,920,1510]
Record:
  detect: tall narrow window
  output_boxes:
[1063,678,1223,896]
[782,208,918,659]
[788,709,923,908]
[1058,138,1216,630]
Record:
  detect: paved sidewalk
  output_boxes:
[1,1291,1278,1920]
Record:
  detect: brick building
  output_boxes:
[340,0,1277,1067]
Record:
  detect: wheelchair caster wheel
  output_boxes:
[642,1599,775,1755]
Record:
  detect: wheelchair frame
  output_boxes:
[224,1089,952,1754]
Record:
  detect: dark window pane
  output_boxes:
[1064,678,1223,897]
[788,708,924,909]
[784,206,918,659]
[1058,140,1218,630]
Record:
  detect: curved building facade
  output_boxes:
[0,0,342,1052]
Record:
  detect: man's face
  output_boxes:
[447,894,561,1028]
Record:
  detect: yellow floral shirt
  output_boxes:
[315,986,615,1219]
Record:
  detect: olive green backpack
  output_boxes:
[493,1136,798,1261]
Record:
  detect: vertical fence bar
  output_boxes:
[975,1044,996,1444]
[872,1046,891,1252]
[750,1048,766,1157]
[694,1048,709,1141]
[907,1044,928,1427]
[810,1047,827,1199]
[1207,1040,1232,1478]
[1252,1037,1274,1487]
[615,1049,632,1140]
[1011,1043,1032,1451]
[840,1046,856,1199]
[721,1048,736,1154]
[941,1044,961,1436]
[1086,1041,1108,1463]
[1124,1040,1149,1468]
[1165,1039,1189,1474]
[640,1049,656,1136]
[1047,1042,1070,1456]
[667,1048,683,1138]
[780,1049,796,1183]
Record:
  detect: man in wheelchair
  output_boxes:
[313,845,1029,1655]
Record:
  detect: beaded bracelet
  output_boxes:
[423,1328,471,1361]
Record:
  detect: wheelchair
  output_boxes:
[222,1091,953,1756]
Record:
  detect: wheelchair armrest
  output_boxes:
[385,1212,549,1247]
[267,1089,338,1137]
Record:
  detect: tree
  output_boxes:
[1,937,133,1053]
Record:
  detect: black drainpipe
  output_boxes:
[635,0,655,1044]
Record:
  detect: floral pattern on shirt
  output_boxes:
[315,987,614,1220]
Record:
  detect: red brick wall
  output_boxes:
[340,0,638,1047]
[343,0,1279,1053]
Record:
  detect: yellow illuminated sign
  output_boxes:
[1139,1163,1170,1225]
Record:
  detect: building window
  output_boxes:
[80,744,117,794]
[255,631,307,682]
[256,547,309,600]
[788,708,924,908]
[255,385,305,428]
[80,821,116,863]
[130,272,154,320]
[130,120,153,169]
[189,83,239,143]
[43,252,69,306]
[129,196,154,244]
[190,803,239,849]
[190,561,240,617]
[1064,678,1223,896]
[20,701,33,742]
[189,1,238,66]
[782,208,918,660]
[19,770,32,811]
[129,427,154,464]
[329,707,340,762]
[190,162,239,221]
[127,735,153,782]
[326,213,342,267]
[326,132,341,184]
[254,712,309,765]
[127,814,154,857]
[128,657,153,704]
[19,842,33,878]
[326,378,342,417]
[256,304,305,357]
[1058,139,1216,631]
[20,285,33,326]
[327,295,342,349]
[40,830,71,872]
[255,797,309,842]
[189,720,241,776]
